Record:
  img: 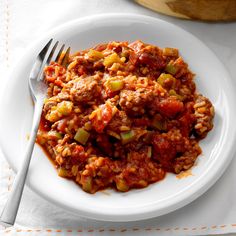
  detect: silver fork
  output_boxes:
[0,39,70,226]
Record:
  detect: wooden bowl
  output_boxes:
[135,0,236,21]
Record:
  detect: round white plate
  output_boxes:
[0,14,236,222]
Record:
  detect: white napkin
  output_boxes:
[1,0,236,235]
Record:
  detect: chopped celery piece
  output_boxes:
[84,121,92,131]
[116,179,129,192]
[121,130,135,144]
[157,73,176,87]
[48,131,62,139]
[169,89,177,96]
[165,63,177,75]
[147,146,152,158]
[57,101,73,115]
[82,177,92,192]
[87,49,104,59]
[71,165,79,176]
[103,53,121,67]
[169,89,183,101]
[163,47,179,57]
[74,128,90,145]
[108,80,124,91]
[46,110,60,122]
[58,167,69,177]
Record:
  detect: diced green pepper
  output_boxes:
[108,80,124,91]
[157,73,176,87]
[169,89,183,101]
[87,49,104,60]
[57,101,73,115]
[58,167,69,177]
[116,179,129,192]
[165,63,177,75]
[46,110,60,122]
[120,130,135,144]
[48,130,62,140]
[103,53,122,67]
[147,146,152,158]
[84,122,92,131]
[169,89,177,96]
[71,165,79,176]
[82,177,92,192]
[74,128,90,145]
[163,47,179,57]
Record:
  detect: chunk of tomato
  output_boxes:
[91,103,113,133]
[71,145,87,163]
[157,98,183,118]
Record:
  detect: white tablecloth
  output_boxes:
[1,0,236,235]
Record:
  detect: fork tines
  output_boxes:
[30,39,70,81]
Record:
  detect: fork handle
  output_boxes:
[0,99,44,226]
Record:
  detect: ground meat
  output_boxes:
[194,94,214,138]
[152,129,192,172]
[129,40,166,70]
[173,140,201,173]
[69,76,102,103]
[124,140,145,152]
[54,141,88,167]
[119,88,154,116]
[115,150,165,191]
[77,156,115,193]
[43,99,58,113]
[106,110,131,133]
[152,129,202,173]
[171,57,192,79]
[52,115,79,135]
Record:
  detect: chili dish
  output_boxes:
[37,40,214,193]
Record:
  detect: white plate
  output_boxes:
[0,14,236,222]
